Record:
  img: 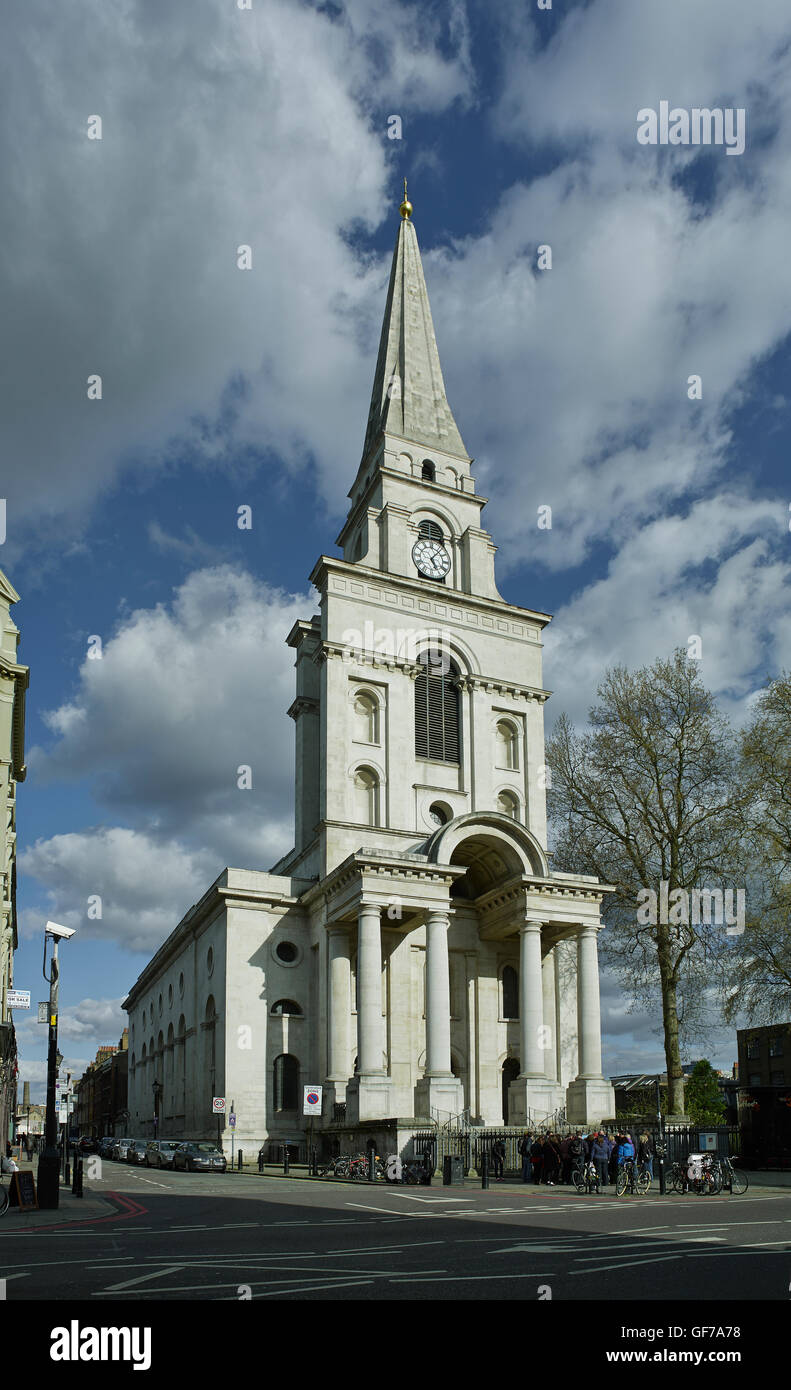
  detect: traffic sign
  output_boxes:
[38,1002,48,1024]
[302,1085,322,1117]
[7,990,30,1009]
[212,1097,226,1114]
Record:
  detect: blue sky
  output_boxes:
[3,0,791,1098]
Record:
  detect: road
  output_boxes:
[2,1164,790,1301]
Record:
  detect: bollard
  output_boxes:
[75,1158,84,1198]
[423,1152,432,1186]
[71,1161,78,1194]
[481,1149,489,1190]
[283,1144,289,1176]
[368,1150,375,1183]
[237,1150,243,1170]
[64,1161,71,1187]
[310,1145,317,1177]
[658,1154,666,1195]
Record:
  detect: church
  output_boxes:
[123,188,615,1157]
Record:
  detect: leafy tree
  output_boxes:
[723,674,791,1024]
[684,1059,726,1126]
[546,650,746,1115]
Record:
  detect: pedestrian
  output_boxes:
[638,1132,654,1180]
[518,1131,532,1183]
[589,1132,610,1188]
[491,1138,506,1180]
[568,1131,585,1183]
[559,1132,573,1184]
[257,1144,266,1173]
[24,1134,31,1160]
[530,1134,544,1185]
[543,1134,561,1186]
[608,1132,620,1185]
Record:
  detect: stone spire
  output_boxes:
[360,186,468,467]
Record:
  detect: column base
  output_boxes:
[413,1075,466,1124]
[565,1078,616,1126]
[345,1074,395,1124]
[507,1078,565,1127]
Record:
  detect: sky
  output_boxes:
[2,0,790,1101]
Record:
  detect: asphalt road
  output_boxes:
[2,1165,790,1302]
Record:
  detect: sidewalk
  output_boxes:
[1,1164,118,1229]
[224,1162,791,1192]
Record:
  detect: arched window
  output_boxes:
[502,1057,520,1124]
[418,519,443,542]
[415,651,460,763]
[273,1054,299,1111]
[497,789,520,821]
[353,691,379,744]
[495,719,519,769]
[352,766,379,826]
[271,1000,303,1015]
[421,460,436,482]
[503,965,519,1019]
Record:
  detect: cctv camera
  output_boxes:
[45,921,76,940]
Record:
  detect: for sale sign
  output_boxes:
[7,990,30,1009]
[302,1085,322,1117]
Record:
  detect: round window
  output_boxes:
[276,941,298,964]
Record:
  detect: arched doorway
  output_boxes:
[502,1058,520,1125]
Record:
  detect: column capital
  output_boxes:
[520,918,544,933]
[426,909,452,928]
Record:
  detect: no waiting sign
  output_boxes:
[302,1085,322,1117]
[212,1097,226,1114]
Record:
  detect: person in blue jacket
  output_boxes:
[589,1132,610,1188]
[616,1133,636,1171]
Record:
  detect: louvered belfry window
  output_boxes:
[415,650,460,762]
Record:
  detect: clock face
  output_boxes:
[412,537,451,579]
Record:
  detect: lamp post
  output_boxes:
[37,921,76,1209]
[152,1078,162,1140]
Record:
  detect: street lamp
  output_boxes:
[152,1078,162,1139]
[37,921,76,1209]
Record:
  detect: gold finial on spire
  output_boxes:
[400,177,413,220]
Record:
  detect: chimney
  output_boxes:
[22,1081,30,1107]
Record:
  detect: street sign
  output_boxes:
[302,1085,322,1117]
[7,990,30,1009]
[38,1002,48,1023]
[212,1097,226,1114]
[228,1113,236,1128]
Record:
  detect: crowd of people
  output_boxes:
[487,1128,655,1186]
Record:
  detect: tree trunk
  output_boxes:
[657,927,685,1114]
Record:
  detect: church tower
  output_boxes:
[124,189,614,1155]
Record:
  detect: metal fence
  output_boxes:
[410,1123,742,1173]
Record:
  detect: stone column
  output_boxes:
[357,901,384,1075]
[326,928,351,1081]
[542,947,558,1083]
[576,925,604,1079]
[425,911,452,1076]
[518,920,545,1078]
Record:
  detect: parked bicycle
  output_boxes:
[573,1160,600,1195]
[616,1157,651,1197]
[710,1155,748,1195]
[669,1154,721,1195]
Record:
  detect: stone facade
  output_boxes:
[0,567,27,1146]
[123,197,615,1153]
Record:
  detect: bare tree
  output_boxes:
[546,650,745,1115]
[724,674,791,1024]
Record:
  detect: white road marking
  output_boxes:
[385,1192,473,1204]
[389,1271,555,1283]
[102,1265,185,1291]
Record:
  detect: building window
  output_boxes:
[421,460,436,482]
[178,972,184,998]
[497,789,520,820]
[769,1037,784,1058]
[168,983,173,1006]
[495,720,519,770]
[275,941,298,964]
[352,766,379,826]
[158,994,163,1016]
[503,965,519,1019]
[746,1038,760,1060]
[353,691,379,744]
[273,1054,299,1111]
[207,946,214,977]
[749,1073,762,1086]
[770,1071,785,1084]
[415,651,460,763]
[428,801,450,827]
[271,1000,303,1015]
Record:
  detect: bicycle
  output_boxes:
[616,1158,651,1197]
[0,1174,8,1217]
[711,1155,748,1195]
[572,1160,600,1195]
[669,1156,721,1195]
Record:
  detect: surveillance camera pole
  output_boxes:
[37,936,61,1209]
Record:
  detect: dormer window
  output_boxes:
[422,460,436,482]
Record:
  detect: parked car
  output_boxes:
[75,1136,96,1154]
[110,1138,132,1161]
[125,1140,148,1165]
[173,1142,227,1173]
[145,1140,181,1170]
[97,1137,115,1158]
